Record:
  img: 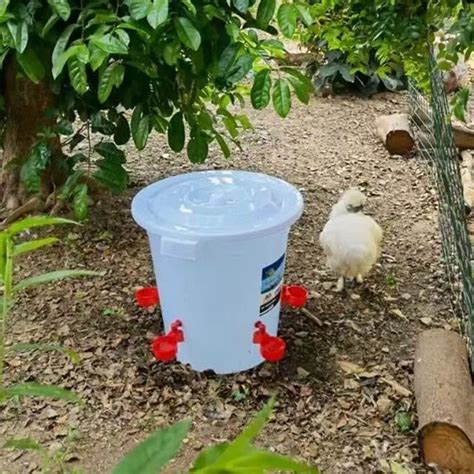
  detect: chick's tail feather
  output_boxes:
[327,243,376,278]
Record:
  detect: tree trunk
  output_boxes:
[1,56,61,214]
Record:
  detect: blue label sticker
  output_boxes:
[260,254,285,316]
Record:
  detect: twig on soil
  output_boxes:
[381,377,412,397]
[299,307,324,327]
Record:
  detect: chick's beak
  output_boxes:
[347,204,363,213]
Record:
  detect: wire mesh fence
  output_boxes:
[408,53,474,369]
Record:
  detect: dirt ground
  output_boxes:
[1,91,455,473]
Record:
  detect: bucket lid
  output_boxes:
[131,170,304,240]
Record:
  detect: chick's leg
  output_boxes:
[336,276,345,292]
[356,274,364,284]
[346,277,356,289]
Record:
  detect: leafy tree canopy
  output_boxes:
[0,0,313,220]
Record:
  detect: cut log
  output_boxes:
[454,124,474,150]
[414,329,474,473]
[375,113,415,155]
[461,151,474,212]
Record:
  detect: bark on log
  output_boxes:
[414,329,474,473]
[461,151,473,212]
[375,113,415,155]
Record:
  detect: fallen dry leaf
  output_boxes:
[337,360,365,375]
[390,309,409,321]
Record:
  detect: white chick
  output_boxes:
[319,188,383,292]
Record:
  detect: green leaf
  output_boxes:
[272,78,291,118]
[152,115,168,134]
[16,48,45,83]
[94,154,129,194]
[129,0,152,20]
[112,420,191,474]
[168,112,185,152]
[163,43,180,66]
[181,0,197,15]
[95,142,125,163]
[175,17,201,51]
[147,0,169,28]
[231,451,318,472]
[281,67,314,90]
[114,115,131,145]
[191,443,229,470]
[287,76,310,104]
[20,142,51,192]
[91,33,129,55]
[277,4,297,38]
[217,43,241,77]
[395,411,412,433]
[14,270,99,292]
[2,383,82,404]
[451,87,469,122]
[7,21,28,53]
[98,63,125,103]
[235,114,253,130]
[215,132,231,159]
[52,24,76,79]
[214,397,276,465]
[72,43,90,64]
[3,438,42,451]
[9,343,80,364]
[338,64,355,83]
[222,116,238,138]
[131,105,150,150]
[294,3,312,27]
[233,0,249,13]
[68,56,88,94]
[225,54,253,85]
[187,132,209,164]
[0,0,10,16]
[89,43,108,71]
[42,14,60,37]
[251,69,272,109]
[5,216,78,236]
[48,0,71,21]
[73,183,89,221]
[13,237,59,256]
[257,0,276,29]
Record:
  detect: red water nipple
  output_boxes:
[151,320,184,362]
[281,284,308,308]
[253,321,286,362]
[135,286,160,308]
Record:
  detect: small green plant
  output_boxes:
[113,397,318,474]
[231,387,249,402]
[385,272,398,290]
[1,216,99,454]
[102,307,125,318]
[395,410,413,433]
[5,428,83,474]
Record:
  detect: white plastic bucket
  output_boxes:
[131,170,303,374]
